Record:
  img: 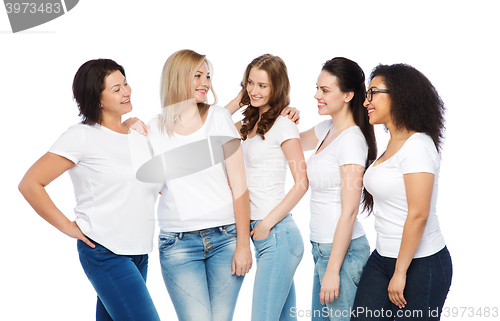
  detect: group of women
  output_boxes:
[19,49,452,321]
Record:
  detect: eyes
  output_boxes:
[248,80,267,89]
[114,83,129,92]
[316,86,328,94]
[195,74,211,80]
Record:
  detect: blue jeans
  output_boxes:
[158,223,244,321]
[251,214,304,321]
[351,246,452,320]
[77,240,160,321]
[311,235,370,321]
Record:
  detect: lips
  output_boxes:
[121,99,131,104]
[317,102,326,108]
[196,88,208,94]
[367,107,374,115]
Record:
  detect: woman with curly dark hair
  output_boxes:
[226,54,308,320]
[351,64,452,321]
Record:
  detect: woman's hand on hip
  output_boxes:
[63,221,95,248]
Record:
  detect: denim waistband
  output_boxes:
[160,223,235,240]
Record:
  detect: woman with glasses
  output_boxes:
[351,64,452,320]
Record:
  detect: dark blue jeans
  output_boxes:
[77,240,161,321]
[351,247,452,321]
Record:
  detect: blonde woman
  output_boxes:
[130,50,252,321]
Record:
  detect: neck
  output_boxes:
[258,104,270,116]
[100,113,128,134]
[329,105,355,132]
[387,124,416,141]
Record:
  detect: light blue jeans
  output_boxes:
[311,235,370,321]
[158,223,244,321]
[251,214,304,321]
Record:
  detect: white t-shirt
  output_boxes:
[147,105,241,232]
[49,123,162,255]
[307,120,367,243]
[241,115,300,220]
[364,133,446,258]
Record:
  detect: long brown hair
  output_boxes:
[239,54,290,140]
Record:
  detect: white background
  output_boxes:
[1,1,499,320]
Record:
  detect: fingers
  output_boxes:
[231,259,236,275]
[320,289,338,305]
[81,235,95,248]
[389,290,406,309]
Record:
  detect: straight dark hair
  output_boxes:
[72,59,126,125]
[322,57,377,214]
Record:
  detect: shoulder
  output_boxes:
[338,126,367,147]
[403,133,438,156]
[274,115,297,129]
[209,104,231,117]
[314,119,332,139]
[398,133,439,174]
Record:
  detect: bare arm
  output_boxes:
[300,126,319,151]
[320,164,365,304]
[388,172,434,308]
[223,139,252,276]
[251,138,308,240]
[18,153,95,248]
[225,92,243,115]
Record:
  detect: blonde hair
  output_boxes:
[158,49,217,135]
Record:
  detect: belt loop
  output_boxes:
[178,232,183,240]
[219,226,224,234]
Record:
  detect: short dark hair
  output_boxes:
[370,63,446,152]
[72,59,126,125]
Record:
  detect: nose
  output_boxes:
[363,98,369,107]
[250,85,258,96]
[201,77,209,87]
[124,84,132,96]
[314,88,321,100]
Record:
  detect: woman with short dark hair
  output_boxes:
[19,59,162,321]
[351,63,452,320]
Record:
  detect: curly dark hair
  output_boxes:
[323,57,377,214]
[239,54,290,140]
[370,63,446,152]
[73,59,126,125]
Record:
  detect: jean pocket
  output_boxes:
[347,246,370,286]
[77,247,92,277]
[285,226,304,259]
[222,223,237,238]
[438,247,453,284]
[158,232,178,256]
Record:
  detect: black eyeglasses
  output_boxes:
[365,88,390,102]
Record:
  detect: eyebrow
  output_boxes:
[196,70,210,74]
[110,79,127,89]
[316,83,331,89]
[248,77,268,85]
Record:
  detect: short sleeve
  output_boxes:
[399,134,439,175]
[48,124,85,164]
[213,106,240,144]
[314,119,332,140]
[274,116,300,145]
[336,131,368,167]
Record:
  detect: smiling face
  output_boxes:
[314,70,352,117]
[100,70,132,117]
[247,67,271,110]
[364,76,392,126]
[193,61,211,103]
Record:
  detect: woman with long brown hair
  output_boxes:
[226,54,308,321]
